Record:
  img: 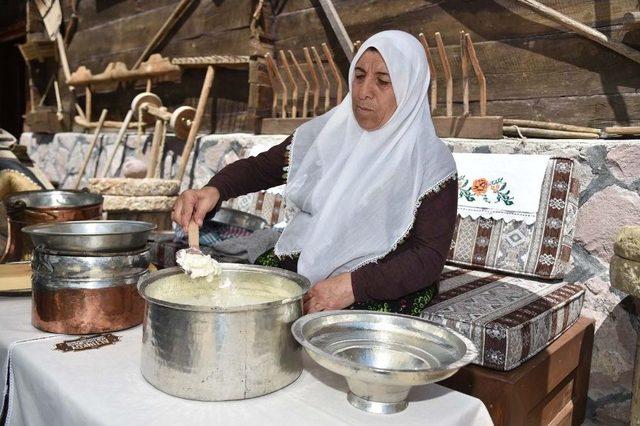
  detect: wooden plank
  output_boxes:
[276,0,636,46]
[260,117,310,134]
[433,116,503,139]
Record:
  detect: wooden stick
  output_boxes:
[74,109,107,189]
[266,53,288,118]
[132,0,194,69]
[264,56,280,118]
[322,43,343,105]
[503,125,599,139]
[103,109,134,178]
[289,50,310,118]
[465,33,487,117]
[504,119,600,134]
[55,34,72,85]
[511,0,640,65]
[604,126,640,136]
[434,32,452,117]
[146,78,152,92]
[317,0,354,61]
[418,33,438,115]
[74,103,86,120]
[176,65,214,183]
[303,47,320,116]
[279,50,298,118]
[153,118,168,178]
[460,31,470,115]
[85,86,92,123]
[53,80,63,122]
[312,46,331,112]
[188,221,199,249]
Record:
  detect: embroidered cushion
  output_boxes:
[422,266,585,371]
[447,157,579,280]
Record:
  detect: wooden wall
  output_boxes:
[274,0,640,127]
[27,0,640,130]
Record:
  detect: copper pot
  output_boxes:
[2,190,103,262]
[31,246,149,334]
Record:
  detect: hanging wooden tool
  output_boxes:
[132,0,195,69]
[303,47,320,117]
[33,0,72,85]
[429,32,503,139]
[279,50,298,117]
[289,50,310,118]
[322,43,344,104]
[317,0,354,61]
[511,0,640,65]
[74,109,108,190]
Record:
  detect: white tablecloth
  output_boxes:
[1,297,493,426]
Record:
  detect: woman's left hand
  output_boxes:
[304,273,356,314]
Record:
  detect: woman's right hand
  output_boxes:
[171,186,221,230]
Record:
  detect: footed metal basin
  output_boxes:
[292,311,478,414]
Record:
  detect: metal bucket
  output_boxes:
[138,265,311,401]
[2,190,103,262]
[31,246,149,334]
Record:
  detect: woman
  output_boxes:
[172,30,458,316]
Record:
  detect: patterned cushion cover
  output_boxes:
[222,191,285,226]
[447,157,579,280]
[422,266,585,371]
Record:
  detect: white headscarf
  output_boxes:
[274,30,456,284]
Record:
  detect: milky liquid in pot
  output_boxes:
[145,272,301,308]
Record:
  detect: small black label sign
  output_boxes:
[55,334,120,352]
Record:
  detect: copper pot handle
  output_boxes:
[7,201,58,221]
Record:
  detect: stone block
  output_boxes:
[606,144,640,186]
[614,226,640,262]
[88,178,180,197]
[575,185,640,260]
[102,195,177,212]
[609,254,640,298]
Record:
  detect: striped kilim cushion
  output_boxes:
[422,266,585,371]
[222,191,285,226]
[447,157,579,280]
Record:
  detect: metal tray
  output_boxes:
[292,311,478,414]
[22,220,156,253]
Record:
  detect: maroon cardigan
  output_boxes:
[206,136,458,303]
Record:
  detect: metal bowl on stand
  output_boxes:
[22,220,156,253]
[292,311,478,414]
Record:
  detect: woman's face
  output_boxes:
[351,48,397,131]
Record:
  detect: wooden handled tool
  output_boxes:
[132,0,195,69]
[188,221,200,250]
[303,47,320,116]
[74,109,107,189]
[311,46,331,113]
[102,109,134,178]
[434,32,452,117]
[464,34,487,117]
[266,53,288,118]
[289,50,310,118]
[418,33,438,115]
[322,43,343,104]
[460,32,470,115]
[279,50,298,117]
[176,65,215,182]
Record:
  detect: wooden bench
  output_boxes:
[442,316,594,426]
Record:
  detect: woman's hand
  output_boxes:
[304,273,356,314]
[171,187,220,230]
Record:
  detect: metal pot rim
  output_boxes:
[22,220,157,236]
[291,310,479,376]
[3,190,103,209]
[138,265,311,313]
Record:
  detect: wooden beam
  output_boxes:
[317,0,354,61]
[511,0,640,65]
[433,116,503,139]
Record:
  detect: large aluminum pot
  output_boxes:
[138,265,311,401]
[31,246,149,334]
[2,190,103,262]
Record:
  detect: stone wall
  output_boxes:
[21,132,640,425]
